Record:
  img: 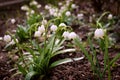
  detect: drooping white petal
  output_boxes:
[3,35,11,42]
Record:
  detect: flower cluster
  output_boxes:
[21,0,41,16]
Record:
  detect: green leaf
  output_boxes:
[73,37,95,69]
[25,48,37,60]
[53,48,76,57]
[17,64,27,75]
[102,53,120,76]
[50,57,84,68]
[25,71,38,80]
[110,53,120,66]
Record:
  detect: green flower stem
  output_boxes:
[43,17,60,58]
[104,34,111,80]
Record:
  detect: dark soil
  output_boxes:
[0,1,120,80]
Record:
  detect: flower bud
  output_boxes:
[62,31,70,38]
[58,2,62,6]
[50,25,57,32]
[108,14,113,20]
[68,32,77,39]
[9,39,18,45]
[71,4,76,9]
[11,18,16,24]
[65,11,71,16]
[38,25,45,33]
[94,28,104,39]
[30,1,38,6]
[37,4,41,8]
[34,31,41,37]
[3,35,11,43]
[59,23,66,27]
[77,13,84,20]
[31,10,35,14]
[21,5,29,11]
[45,5,50,10]
[42,20,47,25]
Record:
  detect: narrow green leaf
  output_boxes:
[50,57,84,68]
[74,38,94,65]
[102,53,120,75]
[53,49,76,57]
[25,71,38,80]
[17,64,27,75]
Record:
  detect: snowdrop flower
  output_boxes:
[50,25,57,32]
[9,39,18,45]
[26,12,29,16]
[42,20,47,25]
[21,5,29,11]
[68,32,77,39]
[49,8,55,15]
[108,14,113,20]
[71,4,76,9]
[0,37,2,40]
[30,1,38,6]
[58,13,61,16]
[60,6,66,11]
[59,23,66,27]
[94,28,104,39]
[77,13,84,20]
[34,31,41,37]
[62,31,70,39]
[65,11,71,16]
[53,12,58,17]
[58,2,62,6]
[3,35,11,42]
[45,5,50,10]
[38,25,45,33]
[37,4,41,8]
[31,10,35,14]
[11,18,16,24]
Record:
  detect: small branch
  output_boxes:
[0,0,29,7]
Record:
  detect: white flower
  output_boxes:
[65,11,71,16]
[9,39,18,45]
[58,13,61,16]
[50,25,57,32]
[26,12,29,15]
[34,31,41,37]
[3,35,11,43]
[21,5,29,11]
[11,18,16,24]
[53,12,58,17]
[94,28,104,39]
[59,23,66,27]
[58,2,62,6]
[71,4,76,9]
[60,6,66,11]
[62,31,70,38]
[42,20,47,25]
[49,8,55,15]
[37,4,41,8]
[45,5,50,10]
[31,10,35,14]
[68,32,77,39]
[0,37,2,40]
[77,13,84,20]
[30,1,38,6]
[108,14,113,20]
[38,25,45,33]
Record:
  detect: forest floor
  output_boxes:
[0,1,120,80]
